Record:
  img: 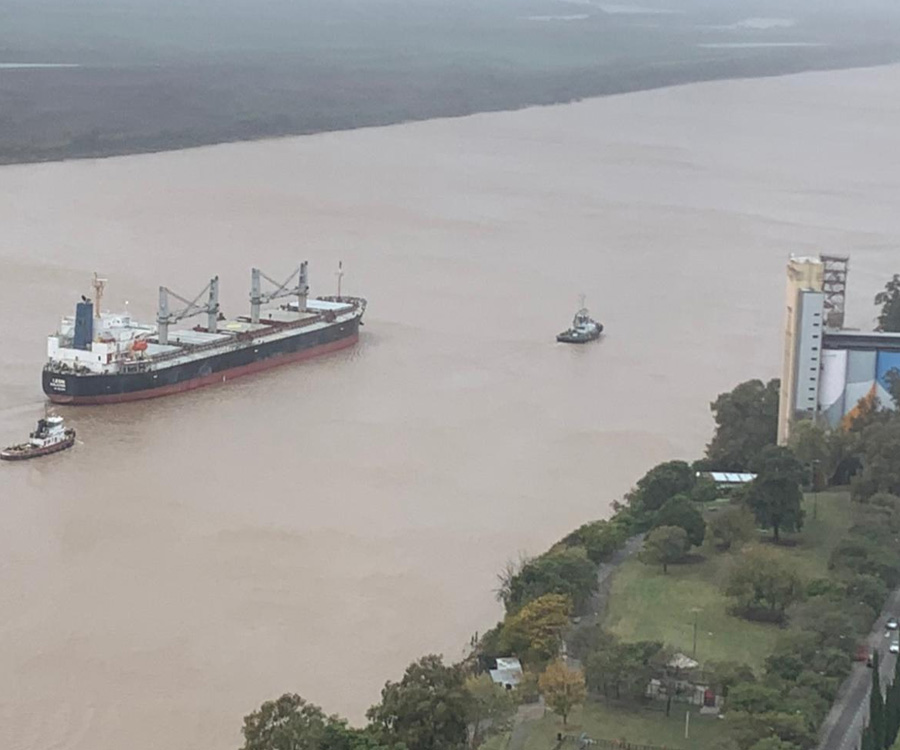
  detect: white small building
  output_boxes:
[489,657,523,689]
[699,471,756,488]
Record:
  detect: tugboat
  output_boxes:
[556,299,604,344]
[1,416,76,461]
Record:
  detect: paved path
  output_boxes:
[571,535,645,636]
[508,701,546,750]
[511,536,644,750]
[818,587,900,750]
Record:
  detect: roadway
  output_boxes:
[818,588,900,750]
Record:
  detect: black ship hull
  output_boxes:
[44,316,360,404]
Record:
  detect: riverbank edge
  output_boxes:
[2,45,898,167]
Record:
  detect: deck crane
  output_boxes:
[156,276,220,346]
[249,262,308,324]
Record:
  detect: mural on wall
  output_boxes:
[816,349,900,427]
[819,349,847,427]
[838,350,877,428]
[875,351,900,408]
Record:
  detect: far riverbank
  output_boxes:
[2,0,899,165]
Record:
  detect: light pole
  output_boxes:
[691,608,701,659]
[811,459,821,521]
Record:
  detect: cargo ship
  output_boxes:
[43,263,366,404]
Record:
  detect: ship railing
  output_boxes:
[45,300,363,375]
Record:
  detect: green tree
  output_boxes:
[464,675,516,749]
[653,495,705,547]
[706,379,779,471]
[830,536,900,588]
[561,520,627,564]
[538,659,586,726]
[494,556,529,610]
[708,505,757,551]
[746,446,805,543]
[885,368,900,410]
[367,655,471,750]
[747,738,801,750]
[787,419,827,462]
[567,623,614,663]
[727,711,815,750]
[795,671,839,704]
[628,460,696,515]
[585,638,662,703]
[505,547,597,614]
[639,526,689,573]
[726,547,804,621]
[241,694,375,750]
[852,420,900,501]
[706,660,755,703]
[888,653,900,747]
[847,574,889,612]
[764,632,818,682]
[728,683,781,714]
[498,594,571,666]
[875,275,900,332]
[871,650,886,750]
[790,597,872,652]
[690,474,720,504]
[787,419,830,485]
[584,638,627,701]
[826,428,864,485]
[886,680,900,750]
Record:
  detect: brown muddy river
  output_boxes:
[1,65,899,750]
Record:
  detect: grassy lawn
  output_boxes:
[603,550,780,669]
[603,491,851,670]
[789,490,853,579]
[525,702,722,750]
[496,491,854,750]
[480,702,722,750]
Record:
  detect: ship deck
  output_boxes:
[45,295,365,377]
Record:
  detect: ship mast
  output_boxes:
[156,276,220,345]
[336,261,344,301]
[249,263,309,323]
[92,272,107,318]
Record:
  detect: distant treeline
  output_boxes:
[1,43,898,165]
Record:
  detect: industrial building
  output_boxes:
[778,255,900,443]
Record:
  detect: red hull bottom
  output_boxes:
[48,333,358,405]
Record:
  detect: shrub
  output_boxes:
[639,526,689,573]
[709,505,757,551]
[653,495,706,547]
[561,520,628,564]
[726,547,804,622]
[505,547,597,613]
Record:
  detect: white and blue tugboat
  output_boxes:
[556,299,603,344]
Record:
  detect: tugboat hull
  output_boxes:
[556,323,604,344]
[1,430,76,461]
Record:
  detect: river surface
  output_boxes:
[1,65,900,750]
